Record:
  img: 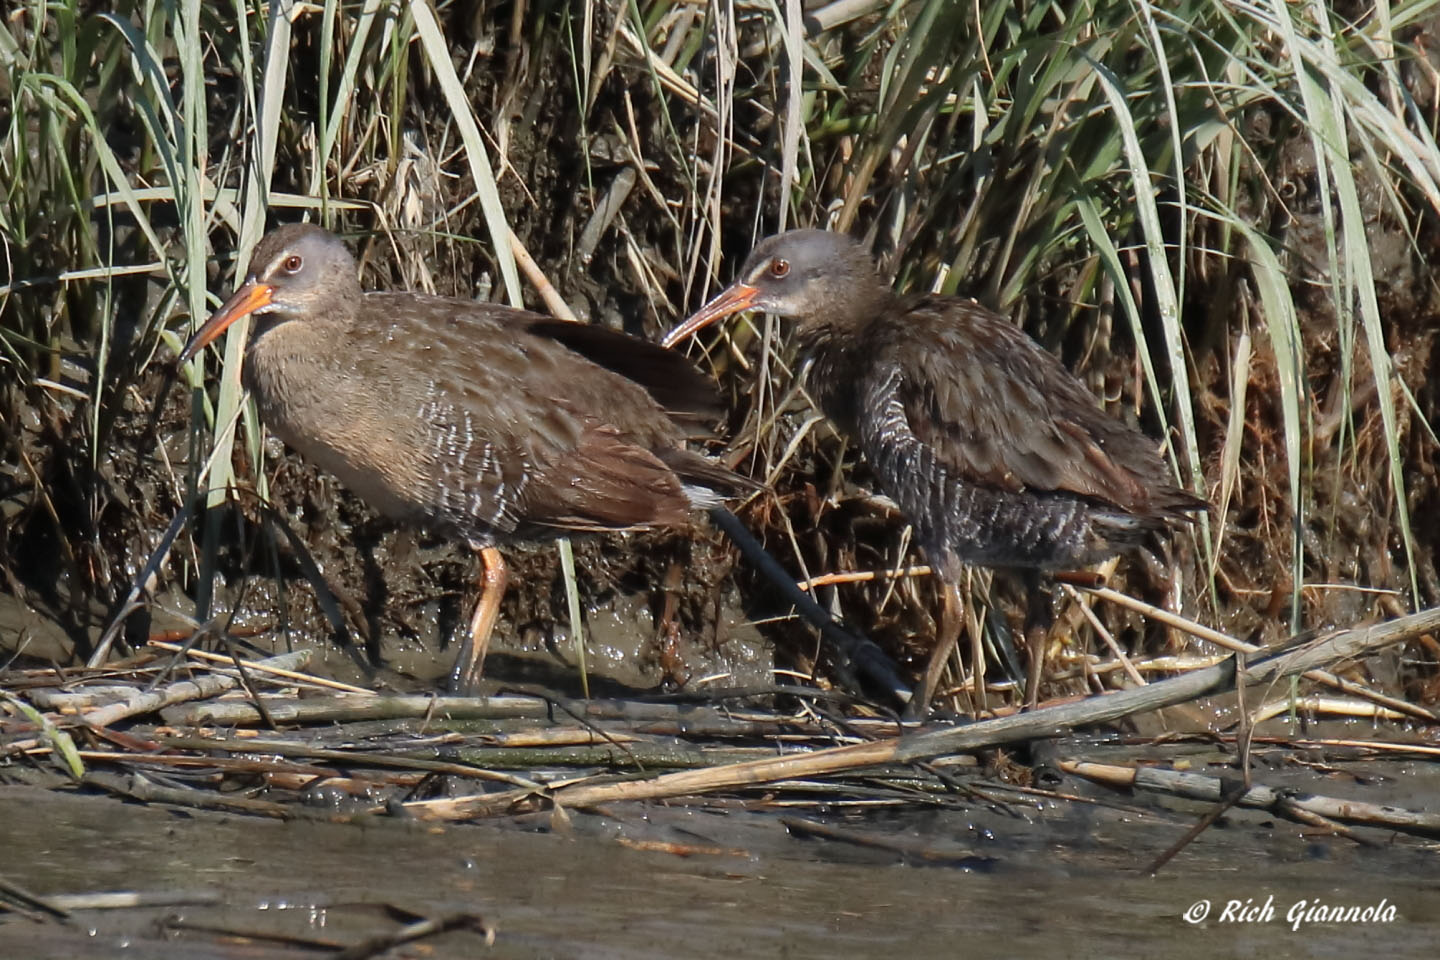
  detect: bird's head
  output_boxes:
[180,223,361,362]
[662,229,882,347]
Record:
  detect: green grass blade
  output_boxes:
[410,0,522,307]
[3,693,85,780]
[1231,216,1306,626]
[1088,54,1213,581]
[558,537,589,699]
[1269,0,1419,608]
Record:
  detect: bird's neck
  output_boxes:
[249,300,358,354]
[792,283,897,357]
[243,301,358,406]
[792,285,897,434]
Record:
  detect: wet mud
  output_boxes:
[4,738,1438,959]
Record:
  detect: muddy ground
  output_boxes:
[3,734,1438,959]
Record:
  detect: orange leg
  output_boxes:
[907,582,962,720]
[1023,624,1045,710]
[448,545,508,693]
[1023,574,1054,710]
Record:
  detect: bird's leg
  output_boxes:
[1022,570,1055,710]
[906,582,963,720]
[448,545,508,693]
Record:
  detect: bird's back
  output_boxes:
[246,292,736,546]
[803,295,1204,574]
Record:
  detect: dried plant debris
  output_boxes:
[2,607,1438,852]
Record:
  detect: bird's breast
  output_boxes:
[801,341,867,436]
[243,333,434,525]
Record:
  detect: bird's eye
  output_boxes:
[282,254,303,274]
[769,258,790,278]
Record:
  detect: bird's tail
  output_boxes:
[656,448,761,508]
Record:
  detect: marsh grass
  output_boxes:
[0,0,1435,707]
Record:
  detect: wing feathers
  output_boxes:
[348,295,743,540]
[865,299,1201,517]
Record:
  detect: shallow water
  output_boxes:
[3,752,1436,958]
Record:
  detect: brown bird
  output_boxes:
[182,223,745,690]
[664,229,1206,710]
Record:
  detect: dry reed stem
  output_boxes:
[1062,760,1440,834]
[1249,737,1440,757]
[399,605,1440,820]
[1248,695,1408,724]
[509,233,579,321]
[146,640,373,695]
[25,650,312,731]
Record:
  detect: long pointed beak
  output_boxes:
[179,279,274,363]
[661,282,761,348]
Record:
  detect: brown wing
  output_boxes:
[516,423,694,531]
[863,298,1195,516]
[356,293,729,539]
[524,318,725,424]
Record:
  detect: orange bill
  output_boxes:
[660,282,761,348]
[179,279,274,362]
